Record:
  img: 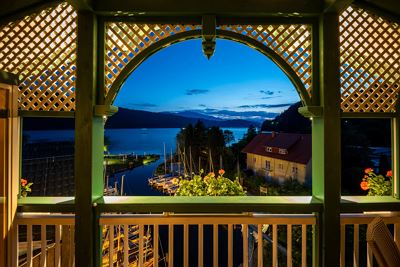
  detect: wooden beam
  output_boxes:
[0,0,61,26]
[75,11,103,267]
[354,0,400,23]
[93,0,323,16]
[324,0,354,12]
[312,11,341,267]
[67,0,93,11]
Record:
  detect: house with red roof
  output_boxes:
[242,132,312,184]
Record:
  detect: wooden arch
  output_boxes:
[104,29,312,107]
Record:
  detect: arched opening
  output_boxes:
[104,38,312,198]
[105,30,311,107]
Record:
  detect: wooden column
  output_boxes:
[75,11,104,267]
[392,117,400,199]
[312,12,341,267]
[0,72,20,267]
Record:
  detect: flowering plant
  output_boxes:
[360,168,392,196]
[20,178,33,197]
[175,169,245,196]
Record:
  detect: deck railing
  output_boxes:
[15,213,75,267]
[340,212,400,267]
[14,210,400,267]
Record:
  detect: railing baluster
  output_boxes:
[123,224,129,267]
[302,224,306,267]
[395,222,400,250]
[228,224,233,267]
[213,224,218,267]
[353,224,359,267]
[70,225,75,267]
[27,224,33,267]
[109,225,114,267]
[12,223,19,267]
[41,224,47,267]
[272,224,277,267]
[287,224,292,267]
[243,224,249,267]
[198,224,203,267]
[257,224,263,267]
[340,225,345,267]
[154,224,159,267]
[139,224,144,267]
[184,224,189,267]
[55,225,61,267]
[367,240,373,267]
[168,224,173,267]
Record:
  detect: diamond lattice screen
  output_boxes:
[105,23,199,95]
[340,6,400,112]
[220,25,312,97]
[0,3,77,111]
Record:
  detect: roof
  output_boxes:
[242,132,312,164]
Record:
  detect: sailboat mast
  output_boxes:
[170,148,173,175]
[183,147,186,177]
[163,142,166,175]
[189,146,193,178]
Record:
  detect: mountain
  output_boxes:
[261,102,311,133]
[162,110,224,121]
[106,108,256,128]
[22,108,258,130]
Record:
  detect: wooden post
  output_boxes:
[392,117,400,199]
[75,11,104,267]
[0,72,20,267]
[312,12,341,267]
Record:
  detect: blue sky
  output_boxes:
[114,39,300,122]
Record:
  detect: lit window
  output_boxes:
[292,166,298,174]
[278,163,284,170]
[266,147,272,152]
[265,160,271,170]
[279,148,287,154]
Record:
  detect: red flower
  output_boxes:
[364,168,373,174]
[218,169,225,176]
[208,172,215,178]
[21,179,27,187]
[386,170,393,177]
[360,181,369,191]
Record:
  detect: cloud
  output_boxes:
[186,89,209,95]
[198,104,206,107]
[260,90,274,96]
[237,103,295,109]
[128,102,158,108]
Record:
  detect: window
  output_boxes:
[266,160,271,170]
[279,148,287,154]
[292,166,298,174]
[253,157,257,163]
[266,147,272,152]
[278,163,284,170]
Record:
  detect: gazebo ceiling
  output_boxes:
[1,0,399,19]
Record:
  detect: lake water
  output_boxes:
[24,128,248,196]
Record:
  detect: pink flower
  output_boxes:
[386,170,392,177]
[218,169,225,176]
[21,179,27,187]
[208,172,215,178]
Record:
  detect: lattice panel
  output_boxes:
[340,6,400,112]
[220,24,312,97]
[0,3,77,111]
[105,23,199,94]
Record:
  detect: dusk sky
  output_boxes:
[114,39,300,122]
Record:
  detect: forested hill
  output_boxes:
[261,102,311,133]
[23,108,257,130]
[105,108,256,128]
